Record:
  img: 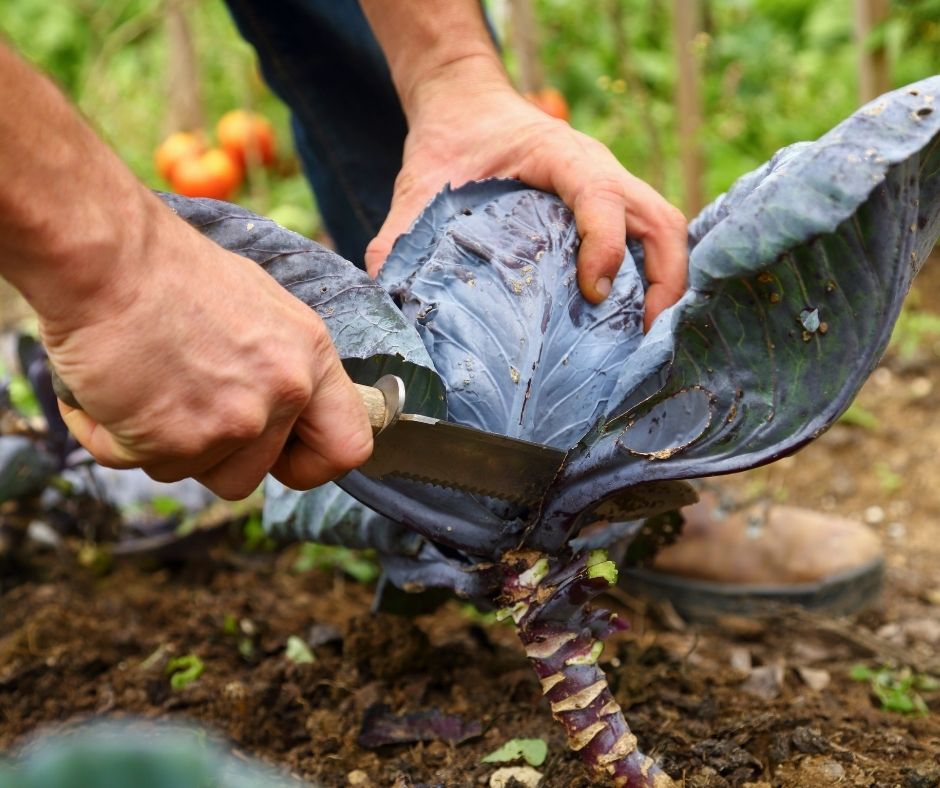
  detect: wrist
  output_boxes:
[398,50,509,120]
[357,0,510,121]
[27,182,155,331]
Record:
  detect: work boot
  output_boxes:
[619,490,884,620]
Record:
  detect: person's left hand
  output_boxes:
[364,67,688,330]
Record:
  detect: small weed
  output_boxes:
[166,654,205,691]
[850,664,939,715]
[874,462,903,493]
[482,738,548,767]
[221,613,238,636]
[293,543,379,584]
[149,496,186,517]
[459,603,503,626]
[889,295,940,360]
[242,511,276,552]
[7,374,40,418]
[838,402,879,430]
[285,635,315,664]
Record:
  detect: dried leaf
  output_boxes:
[357,704,482,748]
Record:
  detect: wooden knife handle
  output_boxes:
[50,365,401,437]
[354,383,389,434]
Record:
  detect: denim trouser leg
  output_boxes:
[223,0,407,268]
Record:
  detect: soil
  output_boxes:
[3,261,940,787]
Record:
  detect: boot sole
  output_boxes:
[619,557,884,621]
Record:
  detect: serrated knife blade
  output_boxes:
[357,412,566,506]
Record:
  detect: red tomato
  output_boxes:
[216,109,276,167]
[154,131,206,182]
[524,87,571,122]
[170,148,243,201]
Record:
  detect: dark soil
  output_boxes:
[3,261,940,787]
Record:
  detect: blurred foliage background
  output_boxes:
[2,0,939,239]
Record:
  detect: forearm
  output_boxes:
[0,43,157,323]
[357,0,510,118]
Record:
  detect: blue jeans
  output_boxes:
[223,0,407,268]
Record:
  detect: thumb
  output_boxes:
[365,172,439,278]
[59,403,142,469]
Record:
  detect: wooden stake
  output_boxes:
[165,0,204,133]
[508,0,545,94]
[855,0,891,104]
[673,0,705,216]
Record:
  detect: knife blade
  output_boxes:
[353,375,564,505]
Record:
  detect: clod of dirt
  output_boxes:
[902,767,940,788]
[343,613,429,679]
[489,766,543,788]
[795,666,831,692]
[741,662,785,700]
[790,726,829,755]
[799,757,845,785]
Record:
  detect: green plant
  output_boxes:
[285,636,315,665]
[166,654,205,691]
[889,299,940,360]
[850,664,939,715]
[292,543,379,584]
[482,738,548,767]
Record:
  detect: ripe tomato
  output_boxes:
[524,87,571,123]
[170,148,243,201]
[154,131,206,182]
[216,109,276,167]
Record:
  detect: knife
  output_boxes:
[51,370,696,515]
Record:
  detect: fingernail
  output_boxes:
[595,277,612,298]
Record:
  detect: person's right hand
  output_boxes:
[41,196,373,500]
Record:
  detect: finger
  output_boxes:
[365,169,439,278]
[270,366,373,491]
[141,439,242,486]
[619,176,689,330]
[568,178,629,303]
[194,425,290,500]
[59,403,142,469]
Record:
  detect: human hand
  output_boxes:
[41,198,373,500]
[365,60,688,330]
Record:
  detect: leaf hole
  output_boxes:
[617,387,713,459]
[915,107,933,118]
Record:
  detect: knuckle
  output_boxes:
[578,177,626,210]
[659,204,689,234]
[274,372,313,415]
[222,407,268,443]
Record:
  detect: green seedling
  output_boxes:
[838,402,879,431]
[889,297,940,360]
[874,462,903,494]
[242,511,276,552]
[285,636,315,665]
[221,613,238,636]
[166,654,205,691]
[850,664,939,715]
[8,374,40,418]
[149,496,186,518]
[292,543,379,584]
[482,738,548,767]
